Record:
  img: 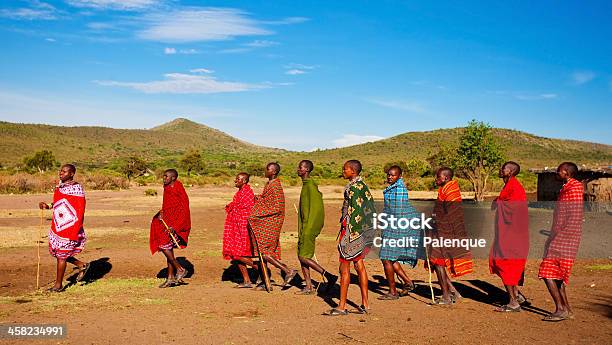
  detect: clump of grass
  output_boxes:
[144,188,158,196]
[2,278,161,314]
[586,264,612,271]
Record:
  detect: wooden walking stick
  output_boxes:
[248,225,271,293]
[159,218,182,248]
[36,208,43,290]
[423,229,435,303]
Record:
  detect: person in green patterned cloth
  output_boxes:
[296,160,338,295]
[325,160,376,316]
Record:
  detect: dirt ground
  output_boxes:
[0,185,610,345]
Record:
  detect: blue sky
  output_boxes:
[0,0,611,150]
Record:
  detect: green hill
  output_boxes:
[0,118,287,168]
[300,127,612,169]
[0,118,609,174]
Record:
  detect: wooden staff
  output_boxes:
[36,208,43,290]
[159,218,181,248]
[423,229,435,303]
[248,225,271,293]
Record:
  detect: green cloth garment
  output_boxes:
[297,178,325,258]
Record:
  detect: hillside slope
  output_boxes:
[299,128,612,169]
[0,118,285,167]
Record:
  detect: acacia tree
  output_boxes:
[122,156,148,180]
[24,150,56,173]
[456,120,504,201]
[428,120,504,201]
[180,150,204,176]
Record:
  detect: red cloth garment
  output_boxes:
[49,182,87,259]
[149,180,191,255]
[426,180,474,277]
[223,184,255,260]
[249,178,285,260]
[489,177,529,286]
[538,178,583,284]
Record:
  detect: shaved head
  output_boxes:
[387,165,402,175]
[436,167,454,179]
[61,163,76,174]
[164,168,178,179]
[299,160,314,173]
[502,161,520,176]
[558,162,578,178]
[237,172,250,183]
[345,160,362,175]
[267,162,281,175]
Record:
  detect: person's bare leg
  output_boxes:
[300,257,325,275]
[337,262,350,310]
[558,281,572,315]
[445,274,461,298]
[161,249,182,279]
[264,255,292,275]
[382,260,398,295]
[544,279,567,317]
[300,264,312,290]
[237,262,250,284]
[53,258,67,289]
[233,256,256,268]
[66,256,85,269]
[354,259,369,309]
[434,265,451,303]
[504,285,520,308]
[392,262,413,288]
[299,257,313,290]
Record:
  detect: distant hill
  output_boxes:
[0,118,286,168]
[0,119,610,171]
[300,127,612,169]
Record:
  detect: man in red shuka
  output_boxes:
[490,161,530,312]
[150,169,191,288]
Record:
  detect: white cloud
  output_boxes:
[285,63,315,70]
[285,69,306,75]
[94,72,267,94]
[45,37,56,42]
[87,22,117,30]
[332,134,385,148]
[245,40,279,48]
[571,71,596,85]
[489,90,559,101]
[367,99,425,113]
[0,1,58,20]
[263,17,309,25]
[138,8,272,43]
[283,63,316,75]
[164,47,200,55]
[190,68,214,74]
[218,47,251,54]
[66,0,161,10]
[514,93,558,101]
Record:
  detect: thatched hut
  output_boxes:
[530,166,612,211]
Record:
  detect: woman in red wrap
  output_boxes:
[39,164,89,292]
[150,169,191,288]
